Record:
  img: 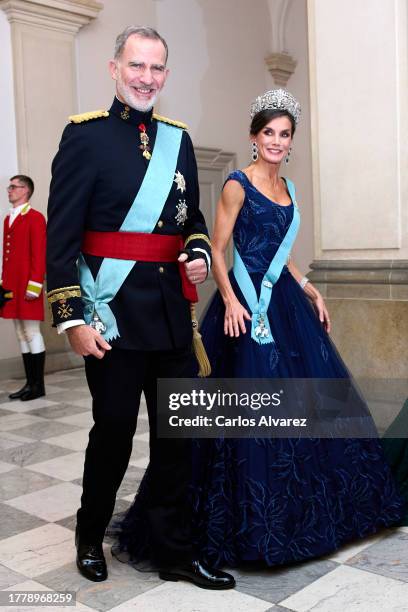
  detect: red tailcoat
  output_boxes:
[1,206,46,320]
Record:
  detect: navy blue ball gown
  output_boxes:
[111,170,405,569]
[381,398,408,526]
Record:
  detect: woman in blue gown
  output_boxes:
[112,89,405,569]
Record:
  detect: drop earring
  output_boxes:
[251,141,258,162]
[285,146,292,164]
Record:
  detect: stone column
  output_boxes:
[0,0,103,374]
[265,0,297,87]
[307,0,408,416]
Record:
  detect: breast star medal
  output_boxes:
[138,123,151,160]
[174,170,186,193]
[175,199,188,226]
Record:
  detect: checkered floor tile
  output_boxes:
[0,367,407,611]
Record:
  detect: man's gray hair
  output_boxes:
[114,26,168,63]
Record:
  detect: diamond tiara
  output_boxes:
[250,89,301,124]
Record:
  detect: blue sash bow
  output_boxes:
[233,178,300,344]
[78,121,183,341]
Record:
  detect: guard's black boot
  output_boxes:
[21,352,46,401]
[9,353,33,399]
[75,529,107,582]
[159,559,235,590]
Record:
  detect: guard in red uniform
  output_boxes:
[1,175,46,401]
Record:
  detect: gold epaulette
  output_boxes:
[69,110,109,124]
[153,113,188,130]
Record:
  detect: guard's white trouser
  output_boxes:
[13,319,45,354]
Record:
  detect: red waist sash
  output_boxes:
[81,230,198,302]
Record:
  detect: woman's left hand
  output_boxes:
[312,292,331,333]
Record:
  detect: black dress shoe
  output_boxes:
[159,559,235,590]
[76,542,107,582]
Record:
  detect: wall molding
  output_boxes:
[195,146,236,175]
[267,0,294,53]
[309,259,408,300]
[265,0,297,86]
[0,349,83,381]
[0,0,103,33]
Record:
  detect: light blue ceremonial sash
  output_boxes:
[78,121,183,341]
[232,178,300,344]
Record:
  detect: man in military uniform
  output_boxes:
[47,26,234,589]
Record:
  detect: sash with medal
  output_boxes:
[78,121,183,341]
[232,178,300,345]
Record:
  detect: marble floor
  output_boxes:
[0,367,407,611]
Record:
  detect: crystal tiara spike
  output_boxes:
[250,89,301,124]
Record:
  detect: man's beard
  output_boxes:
[117,80,158,113]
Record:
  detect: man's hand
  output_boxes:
[25,292,37,301]
[178,253,207,284]
[67,324,111,359]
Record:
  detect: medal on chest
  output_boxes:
[174,170,188,226]
[174,170,186,193]
[138,123,151,160]
[175,199,188,226]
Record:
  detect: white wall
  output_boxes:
[308,0,408,261]
[0,12,18,240]
[284,0,314,270]
[155,0,272,168]
[0,12,22,362]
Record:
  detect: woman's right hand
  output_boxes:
[224,299,252,337]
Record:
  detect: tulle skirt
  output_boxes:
[111,268,406,568]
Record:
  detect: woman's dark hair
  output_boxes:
[250,109,296,136]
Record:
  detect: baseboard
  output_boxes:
[0,350,83,381]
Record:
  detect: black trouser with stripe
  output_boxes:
[77,346,194,566]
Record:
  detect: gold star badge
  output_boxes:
[174,170,186,193]
[121,105,130,120]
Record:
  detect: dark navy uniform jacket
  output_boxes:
[47,97,211,351]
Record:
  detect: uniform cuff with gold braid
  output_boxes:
[46,285,83,326]
[184,233,211,249]
[184,234,212,270]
